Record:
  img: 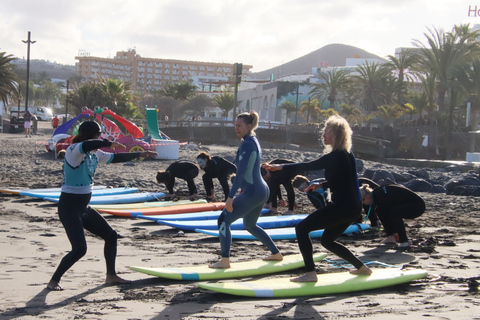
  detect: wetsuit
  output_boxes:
[51,139,145,283]
[283,150,364,272]
[371,184,425,243]
[164,161,199,195]
[358,177,380,227]
[217,135,279,258]
[306,178,328,209]
[202,156,236,201]
[265,159,297,211]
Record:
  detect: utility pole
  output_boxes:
[233,63,242,122]
[64,79,69,123]
[22,31,36,111]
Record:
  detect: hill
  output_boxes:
[12,59,77,81]
[250,43,388,79]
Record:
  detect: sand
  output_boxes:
[0,121,479,319]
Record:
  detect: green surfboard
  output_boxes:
[129,253,327,281]
[197,268,428,297]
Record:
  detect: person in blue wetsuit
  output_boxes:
[209,111,283,268]
[264,115,372,282]
[47,121,157,291]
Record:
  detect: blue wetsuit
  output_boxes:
[283,149,364,272]
[217,135,279,258]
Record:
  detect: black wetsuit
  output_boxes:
[283,150,364,272]
[202,156,236,201]
[358,177,380,227]
[164,161,199,195]
[265,159,297,211]
[371,184,425,243]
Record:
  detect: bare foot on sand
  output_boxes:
[105,274,131,285]
[263,252,283,261]
[209,257,231,269]
[290,271,318,282]
[47,280,63,291]
[380,235,397,244]
[350,265,373,275]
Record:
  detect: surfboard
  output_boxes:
[156,214,308,231]
[129,253,327,281]
[44,192,166,205]
[197,268,428,297]
[195,223,370,240]
[19,187,139,200]
[99,202,226,217]
[0,185,107,195]
[137,208,270,222]
[90,199,207,210]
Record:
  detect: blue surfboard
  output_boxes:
[195,223,370,240]
[156,214,308,231]
[137,208,270,222]
[20,187,139,199]
[44,192,165,205]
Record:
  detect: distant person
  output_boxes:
[196,152,236,201]
[264,115,372,282]
[31,114,38,135]
[156,160,199,200]
[292,175,329,209]
[360,183,426,247]
[209,111,283,269]
[357,177,381,227]
[24,110,32,137]
[52,116,60,129]
[46,121,157,291]
[261,159,298,215]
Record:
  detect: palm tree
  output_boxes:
[339,103,363,125]
[308,68,351,109]
[300,98,320,123]
[386,48,416,105]
[279,101,298,124]
[68,80,105,114]
[375,104,406,127]
[454,58,480,129]
[99,77,134,116]
[0,51,20,108]
[180,95,215,119]
[162,81,197,100]
[412,24,480,114]
[352,61,394,111]
[212,92,235,117]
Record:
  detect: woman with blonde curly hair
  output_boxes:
[264,115,372,282]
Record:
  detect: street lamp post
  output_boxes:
[294,82,303,124]
[22,31,36,112]
[64,79,69,123]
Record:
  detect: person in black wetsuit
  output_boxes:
[292,175,329,209]
[357,177,381,227]
[261,159,297,215]
[264,115,372,282]
[209,111,282,269]
[360,183,425,247]
[47,121,157,291]
[156,160,199,200]
[196,152,236,202]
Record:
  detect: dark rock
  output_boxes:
[372,169,396,186]
[404,179,432,192]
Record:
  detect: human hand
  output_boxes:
[226,197,234,212]
[110,142,127,150]
[262,164,283,171]
[305,182,323,192]
[141,150,158,159]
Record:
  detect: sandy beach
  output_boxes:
[0,121,480,319]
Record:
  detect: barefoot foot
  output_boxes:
[290,271,318,282]
[47,280,63,291]
[209,258,231,269]
[105,274,131,285]
[380,235,397,245]
[263,252,283,261]
[349,265,373,275]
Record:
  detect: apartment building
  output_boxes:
[75,49,252,93]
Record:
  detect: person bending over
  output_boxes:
[196,152,236,202]
[261,159,298,215]
[292,175,329,209]
[264,115,372,282]
[360,183,425,247]
[209,111,282,269]
[156,160,199,200]
[47,121,157,291]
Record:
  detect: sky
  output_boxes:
[1,0,480,73]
